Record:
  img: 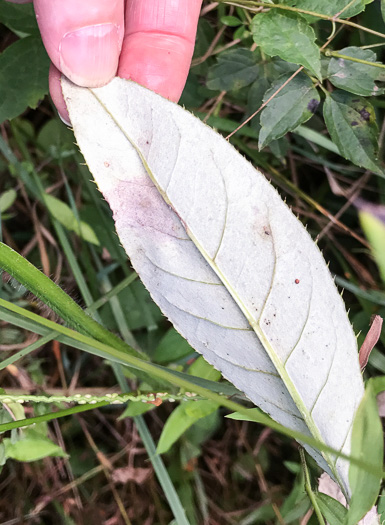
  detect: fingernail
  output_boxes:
[59,24,120,88]
[58,111,71,127]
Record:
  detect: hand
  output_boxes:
[7,0,202,123]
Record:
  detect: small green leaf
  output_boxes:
[0,189,17,213]
[258,72,319,149]
[3,436,66,462]
[154,328,193,364]
[345,378,383,525]
[251,11,321,80]
[382,0,385,23]
[206,48,259,91]
[233,26,249,40]
[226,407,267,423]
[358,202,385,285]
[188,356,221,382]
[220,15,242,27]
[328,47,385,96]
[0,2,39,35]
[281,0,373,21]
[0,37,50,124]
[315,493,347,525]
[157,400,218,454]
[323,91,383,175]
[44,195,100,245]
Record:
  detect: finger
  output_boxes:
[118,0,202,102]
[33,0,124,87]
[49,64,71,125]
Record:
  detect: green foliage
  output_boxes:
[220,15,242,27]
[359,207,385,285]
[314,493,347,524]
[207,48,259,91]
[0,189,16,213]
[0,402,66,464]
[0,1,39,35]
[282,0,373,20]
[258,72,319,148]
[1,0,385,522]
[187,356,221,382]
[327,47,385,96]
[345,378,384,524]
[156,400,219,454]
[44,194,100,246]
[251,11,321,80]
[323,91,383,175]
[0,36,49,124]
[154,328,194,364]
[3,433,66,462]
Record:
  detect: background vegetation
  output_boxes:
[1,1,385,523]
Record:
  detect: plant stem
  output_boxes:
[323,50,385,69]
[299,448,325,525]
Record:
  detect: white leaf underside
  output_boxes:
[62,77,364,495]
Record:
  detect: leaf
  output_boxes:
[345,378,383,525]
[251,11,321,80]
[0,189,17,214]
[220,15,242,27]
[157,400,218,454]
[318,472,381,525]
[226,407,268,423]
[281,0,373,21]
[323,91,383,176]
[0,37,50,124]
[44,195,100,245]
[63,77,365,496]
[315,492,347,524]
[188,356,221,382]
[0,2,39,35]
[154,328,193,364]
[357,200,385,285]
[206,48,260,91]
[247,77,271,134]
[258,72,319,149]
[328,47,385,97]
[382,0,385,24]
[3,436,66,462]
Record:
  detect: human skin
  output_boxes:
[7,0,202,123]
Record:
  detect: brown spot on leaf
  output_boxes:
[307,99,319,114]
[351,121,358,127]
[359,108,370,121]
